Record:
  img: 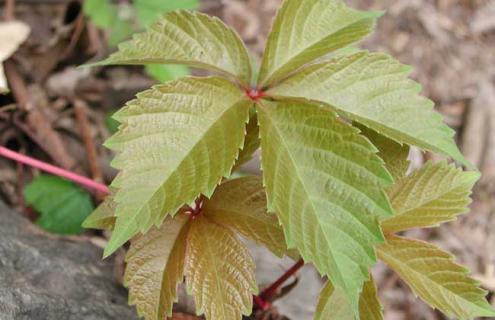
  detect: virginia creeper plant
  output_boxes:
[81,0,495,319]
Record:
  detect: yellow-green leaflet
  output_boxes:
[267,52,470,168]
[204,176,288,258]
[125,215,189,320]
[378,236,495,319]
[82,195,116,230]
[382,161,479,233]
[315,276,383,320]
[233,111,260,171]
[257,99,393,313]
[258,0,380,87]
[90,10,252,86]
[103,77,250,257]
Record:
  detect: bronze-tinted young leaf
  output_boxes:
[315,276,383,320]
[257,99,393,312]
[268,52,470,168]
[378,236,495,319]
[185,217,257,320]
[104,77,250,257]
[382,161,479,233]
[204,176,288,257]
[83,195,117,230]
[258,0,381,87]
[91,10,252,86]
[125,215,189,320]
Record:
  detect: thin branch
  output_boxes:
[0,147,110,194]
[254,258,305,310]
[74,100,105,199]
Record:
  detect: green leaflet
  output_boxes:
[257,99,393,312]
[267,52,470,168]
[103,77,250,257]
[359,125,410,181]
[91,10,252,86]
[315,276,383,320]
[382,161,479,233]
[233,110,260,171]
[24,175,94,235]
[204,176,288,258]
[83,195,116,231]
[258,0,380,87]
[378,236,495,319]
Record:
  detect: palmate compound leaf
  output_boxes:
[90,10,252,86]
[125,177,286,320]
[377,236,495,319]
[267,51,471,168]
[381,161,480,234]
[256,99,394,313]
[315,276,383,320]
[103,77,250,257]
[257,0,381,87]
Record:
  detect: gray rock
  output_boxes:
[0,201,138,320]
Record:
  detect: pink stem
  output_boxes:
[0,146,110,194]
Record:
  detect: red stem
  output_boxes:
[0,146,305,311]
[0,147,110,194]
[256,258,305,307]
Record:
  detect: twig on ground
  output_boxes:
[4,61,78,170]
[74,99,105,200]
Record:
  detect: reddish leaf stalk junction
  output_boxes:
[0,146,305,310]
[245,87,266,101]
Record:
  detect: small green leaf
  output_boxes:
[378,235,495,319]
[83,196,116,230]
[382,161,479,233]
[91,10,253,86]
[257,99,393,312]
[268,52,470,168]
[258,0,380,86]
[134,0,199,27]
[104,77,250,257]
[144,64,190,83]
[204,176,288,258]
[24,175,94,234]
[315,276,383,320]
[108,16,134,48]
[105,110,120,134]
[83,0,116,29]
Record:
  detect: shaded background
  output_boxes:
[0,0,494,319]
